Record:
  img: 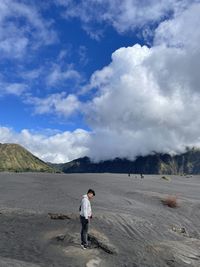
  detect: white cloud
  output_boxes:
[28,93,81,117]
[5,83,27,96]
[82,2,200,161]
[46,64,82,87]
[0,0,57,59]
[154,2,200,49]
[0,126,90,163]
[21,68,43,80]
[58,49,68,61]
[0,36,29,58]
[54,0,197,36]
[0,81,27,96]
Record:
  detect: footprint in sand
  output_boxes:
[86,257,102,267]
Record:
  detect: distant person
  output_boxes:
[79,189,95,249]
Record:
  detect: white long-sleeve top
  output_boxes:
[80,194,92,219]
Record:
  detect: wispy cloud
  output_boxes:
[0,0,57,59]
[54,0,195,39]
[46,64,82,87]
[58,49,69,61]
[27,92,81,117]
[0,80,28,96]
[21,68,43,80]
[78,45,89,66]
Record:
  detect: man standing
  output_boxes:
[80,189,95,249]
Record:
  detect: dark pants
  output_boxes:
[80,216,89,246]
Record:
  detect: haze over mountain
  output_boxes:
[52,148,200,175]
[0,143,54,172]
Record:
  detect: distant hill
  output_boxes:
[0,143,55,172]
[54,148,200,174]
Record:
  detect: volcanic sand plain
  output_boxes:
[0,172,200,267]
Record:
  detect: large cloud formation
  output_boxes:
[85,3,200,161]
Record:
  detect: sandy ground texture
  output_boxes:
[0,172,200,267]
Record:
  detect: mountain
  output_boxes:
[56,148,200,174]
[0,143,55,172]
[2,142,200,174]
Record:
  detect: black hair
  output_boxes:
[87,189,95,196]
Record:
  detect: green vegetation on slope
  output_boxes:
[0,143,55,172]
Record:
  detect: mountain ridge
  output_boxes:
[53,148,200,174]
[1,143,200,174]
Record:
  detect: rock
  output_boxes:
[161,176,171,182]
[171,225,187,236]
[86,257,102,267]
[56,234,66,241]
[48,213,71,220]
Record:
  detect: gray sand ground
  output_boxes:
[0,172,200,266]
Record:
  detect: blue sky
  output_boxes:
[0,1,143,131]
[1,0,200,163]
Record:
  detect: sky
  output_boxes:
[0,0,200,163]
